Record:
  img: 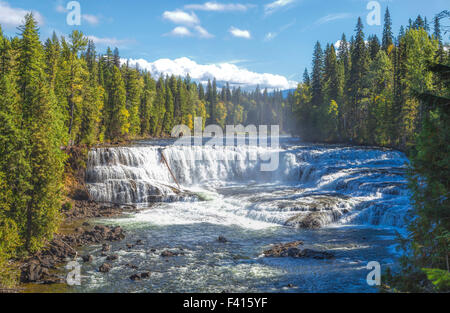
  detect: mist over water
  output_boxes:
[78,137,411,292]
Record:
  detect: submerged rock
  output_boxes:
[218,236,228,243]
[285,211,343,229]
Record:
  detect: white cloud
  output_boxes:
[162,10,199,26]
[165,25,214,39]
[87,35,133,47]
[264,32,277,41]
[316,13,353,25]
[229,26,251,39]
[194,25,214,38]
[166,26,193,37]
[123,57,297,90]
[0,1,44,28]
[185,2,253,12]
[82,14,100,25]
[264,0,296,16]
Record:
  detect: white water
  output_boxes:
[86,138,412,229]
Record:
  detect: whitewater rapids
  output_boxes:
[86,138,411,229]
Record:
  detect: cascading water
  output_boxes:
[77,137,411,293]
[86,138,411,229]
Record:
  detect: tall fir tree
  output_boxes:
[382,7,394,52]
[17,14,66,252]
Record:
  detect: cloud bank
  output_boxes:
[0,1,44,28]
[124,57,297,90]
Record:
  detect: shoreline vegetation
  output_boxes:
[0,9,449,292]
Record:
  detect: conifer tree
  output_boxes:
[17,14,66,252]
[104,66,129,140]
[139,73,155,136]
[124,65,143,136]
[311,41,324,108]
[347,17,369,140]
[382,8,393,52]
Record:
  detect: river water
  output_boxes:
[73,137,411,293]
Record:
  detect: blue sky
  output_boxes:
[0,0,448,89]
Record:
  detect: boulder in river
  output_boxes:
[82,255,93,263]
[161,250,177,257]
[130,272,150,281]
[125,263,138,269]
[263,241,304,257]
[99,263,112,273]
[285,211,343,229]
[106,254,119,261]
[218,236,228,243]
[263,241,334,259]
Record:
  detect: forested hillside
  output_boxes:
[292,9,448,152]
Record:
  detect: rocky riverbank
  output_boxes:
[18,200,136,286]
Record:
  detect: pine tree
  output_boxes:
[17,14,66,252]
[151,77,166,136]
[78,49,104,145]
[104,66,129,140]
[0,62,30,258]
[163,81,174,133]
[347,17,369,141]
[368,35,381,60]
[124,65,143,136]
[58,30,89,144]
[311,41,324,108]
[139,73,155,136]
[367,50,394,145]
[302,68,310,86]
[382,8,393,52]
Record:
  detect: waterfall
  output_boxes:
[86,142,412,229]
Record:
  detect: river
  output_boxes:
[72,137,411,292]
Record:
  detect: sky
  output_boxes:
[0,0,448,90]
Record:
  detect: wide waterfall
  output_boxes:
[86,138,412,229]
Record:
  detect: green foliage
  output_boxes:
[422,268,450,291]
[294,13,445,149]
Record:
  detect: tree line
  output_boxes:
[291,8,448,152]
